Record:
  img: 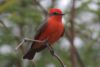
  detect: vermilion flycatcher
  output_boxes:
[23,8,65,60]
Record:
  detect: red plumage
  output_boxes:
[23,8,64,60]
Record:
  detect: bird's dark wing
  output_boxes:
[60,27,65,37]
[34,17,48,39]
[23,18,48,60]
[30,17,49,49]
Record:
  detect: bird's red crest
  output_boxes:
[49,8,62,14]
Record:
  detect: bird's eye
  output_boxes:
[53,12,59,15]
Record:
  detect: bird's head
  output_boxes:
[49,8,64,16]
[48,8,64,21]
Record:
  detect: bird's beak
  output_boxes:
[60,13,65,16]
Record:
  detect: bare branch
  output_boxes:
[16,38,67,67]
[15,38,43,50]
[65,0,85,67]
[66,0,85,67]
[68,0,77,67]
[33,0,48,16]
[0,20,7,28]
[44,40,67,67]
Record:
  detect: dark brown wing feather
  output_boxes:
[23,17,48,60]
[34,18,48,39]
[60,27,65,37]
[30,17,49,51]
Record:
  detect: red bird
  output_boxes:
[23,8,65,60]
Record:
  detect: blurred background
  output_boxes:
[0,0,100,67]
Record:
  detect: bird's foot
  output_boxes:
[43,40,55,56]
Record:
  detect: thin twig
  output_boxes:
[16,38,67,67]
[54,53,66,67]
[15,39,25,50]
[34,0,48,16]
[15,38,43,50]
[44,41,67,67]
[0,20,7,28]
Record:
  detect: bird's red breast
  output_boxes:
[23,8,64,60]
[32,17,64,49]
[31,8,64,50]
[38,18,64,43]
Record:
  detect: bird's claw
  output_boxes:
[43,40,55,56]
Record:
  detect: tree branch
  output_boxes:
[69,0,77,67]
[33,0,48,16]
[16,38,67,67]
[0,20,7,28]
[67,0,85,67]
[44,40,67,67]
[15,38,43,50]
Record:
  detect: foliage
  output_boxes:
[0,0,100,67]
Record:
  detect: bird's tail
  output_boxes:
[23,49,36,60]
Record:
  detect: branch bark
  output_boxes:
[16,38,67,67]
[69,0,77,67]
[0,20,7,28]
[67,0,85,67]
[44,40,67,67]
[33,0,48,16]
